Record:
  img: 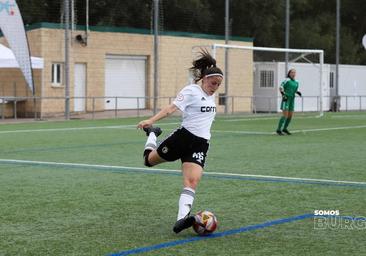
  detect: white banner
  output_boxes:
[0,0,34,93]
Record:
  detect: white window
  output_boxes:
[260,70,274,88]
[51,63,63,85]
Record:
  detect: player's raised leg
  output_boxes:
[142,126,165,167]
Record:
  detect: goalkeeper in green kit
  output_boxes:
[276,69,302,135]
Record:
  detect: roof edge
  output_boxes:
[22,22,253,42]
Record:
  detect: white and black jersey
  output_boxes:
[156,84,215,168]
[173,84,216,140]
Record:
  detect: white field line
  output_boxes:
[0,122,364,135]
[331,114,366,118]
[0,158,365,186]
[1,113,365,136]
[291,125,366,133]
[224,114,366,122]
[223,115,318,122]
[212,130,273,135]
[223,117,279,122]
[0,122,180,134]
[0,125,133,134]
[212,124,366,135]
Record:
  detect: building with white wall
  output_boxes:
[253,62,366,112]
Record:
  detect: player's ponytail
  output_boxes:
[190,49,223,83]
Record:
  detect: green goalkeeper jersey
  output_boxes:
[280,78,299,99]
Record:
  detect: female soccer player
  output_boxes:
[137,50,223,233]
[276,68,302,135]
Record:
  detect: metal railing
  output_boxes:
[1,95,366,120]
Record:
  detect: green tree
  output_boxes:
[161,0,213,33]
[14,0,366,65]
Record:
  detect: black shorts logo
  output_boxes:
[162,146,169,154]
[192,152,204,163]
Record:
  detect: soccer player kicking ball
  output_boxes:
[276,68,302,135]
[137,50,223,233]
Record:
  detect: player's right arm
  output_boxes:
[137,104,178,129]
[280,80,288,100]
[137,85,194,129]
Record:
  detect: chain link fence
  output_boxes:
[1,95,366,121]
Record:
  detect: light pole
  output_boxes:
[153,0,159,114]
[224,0,230,114]
[64,0,70,119]
[285,0,290,74]
[335,0,340,111]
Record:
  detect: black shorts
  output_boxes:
[157,127,210,168]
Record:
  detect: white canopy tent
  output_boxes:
[0,43,43,69]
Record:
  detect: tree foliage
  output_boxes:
[15,0,366,64]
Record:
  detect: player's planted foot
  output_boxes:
[173,215,196,234]
[276,130,284,136]
[282,129,292,135]
[143,126,162,137]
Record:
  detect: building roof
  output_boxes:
[22,22,253,42]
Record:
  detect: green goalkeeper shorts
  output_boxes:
[280,98,295,111]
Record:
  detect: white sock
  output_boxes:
[144,132,157,150]
[177,187,195,220]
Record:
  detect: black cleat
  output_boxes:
[276,130,284,136]
[143,126,162,137]
[173,215,196,234]
[282,129,292,135]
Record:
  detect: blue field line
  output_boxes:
[107,213,314,256]
[108,214,366,256]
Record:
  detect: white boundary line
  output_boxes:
[0,125,133,134]
[223,117,279,122]
[291,125,366,133]
[0,114,365,135]
[223,114,366,122]
[212,130,273,135]
[0,122,180,134]
[0,123,364,136]
[0,158,365,186]
[212,125,366,135]
[223,115,316,122]
[331,114,366,118]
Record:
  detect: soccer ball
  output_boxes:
[192,210,218,235]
